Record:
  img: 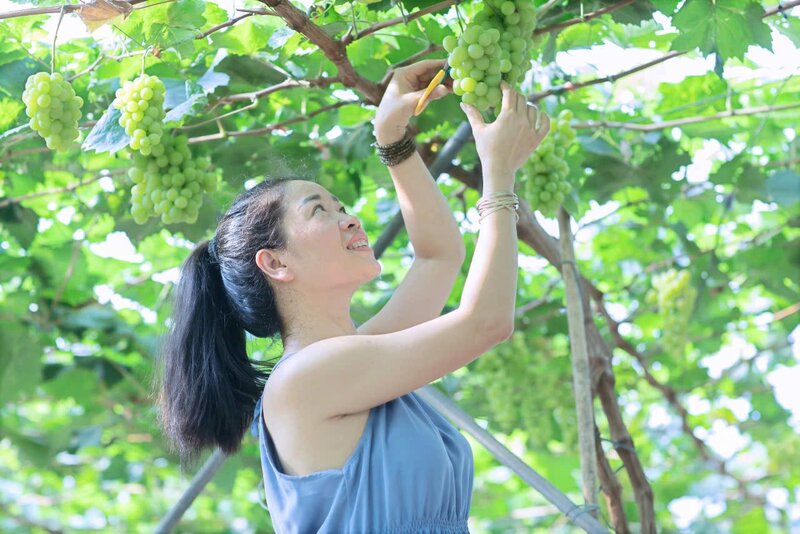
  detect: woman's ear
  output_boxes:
[255,249,294,283]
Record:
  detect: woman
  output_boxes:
[155,59,550,533]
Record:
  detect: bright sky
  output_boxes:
[4,0,800,527]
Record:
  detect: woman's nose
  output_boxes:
[341,213,360,228]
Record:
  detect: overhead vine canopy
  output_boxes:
[0,0,798,532]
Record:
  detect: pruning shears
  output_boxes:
[413,65,451,116]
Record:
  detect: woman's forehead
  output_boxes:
[291,179,328,197]
[291,181,339,205]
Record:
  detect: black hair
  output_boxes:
[153,177,299,466]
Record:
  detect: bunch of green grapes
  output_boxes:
[128,134,218,225]
[443,0,537,111]
[113,74,166,156]
[521,109,575,215]
[646,269,697,354]
[471,332,577,449]
[22,72,83,151]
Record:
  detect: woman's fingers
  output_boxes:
[516,93,527,114]
[526,103,539,129]
[402,59,447,87]
[536,112,551,137]
[501,82,516,112]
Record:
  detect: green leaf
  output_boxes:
[775,15,800,47]
[670,0,772,62]
[731,504,769,533]
[0,57,39,98]
[81,105,129,154]
[214,55,287,88]
[0,203,39,248]
[0,98,24,131]
[0,324,43,404]
[164,78,208,123]
[766,170,800,207]
[610,1,657,25]
[196,50,231,95]
[210,18,275,55]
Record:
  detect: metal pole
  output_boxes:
[416,385,608,534]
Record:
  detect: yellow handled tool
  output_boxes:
[414,65,450,116]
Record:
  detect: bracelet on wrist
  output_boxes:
[477,192,520,224]
[372,131,416,166]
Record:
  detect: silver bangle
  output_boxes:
[477,192,519,224]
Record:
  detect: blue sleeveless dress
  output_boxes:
[250,353,474,533]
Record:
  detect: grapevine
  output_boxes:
[470,332,577,449]
[22,72,83,151]
[647,268,697,355]
[520,109,576,215]
[128,134,218,225]
[444,0,538,111]
[113,74,166,156]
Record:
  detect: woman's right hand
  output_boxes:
[461,82,550,185]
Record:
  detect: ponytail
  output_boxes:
[155,240,268,465]
[154,178,295,465]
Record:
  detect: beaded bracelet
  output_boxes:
[372,132,417,166]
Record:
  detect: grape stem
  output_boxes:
[51,3,66,74]
[141,46,151,74]
[453,2,464,33]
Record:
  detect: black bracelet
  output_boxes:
[372,132,416,167]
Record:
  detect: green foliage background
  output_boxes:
[1,0,799,532]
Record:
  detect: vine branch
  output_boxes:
[764,0,800,16]
[0,171,120,209]
[187,101,352,144]
[216,76,339,105]
[258,0,383,104]
[0,0,147,21]
[533,0,637,36]
[591,289,768,506]
[572,102,800,132]
[530,51,688,103]
[343,0,456,44]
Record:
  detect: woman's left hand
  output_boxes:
[374,59,452,144]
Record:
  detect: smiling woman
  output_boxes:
[152,52,548,531]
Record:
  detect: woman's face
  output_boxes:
[263,180,381,290]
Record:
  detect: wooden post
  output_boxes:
[557,206,599,515]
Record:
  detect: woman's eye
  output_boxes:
[313,204,347,215]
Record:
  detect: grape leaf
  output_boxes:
[77,0,133,32]
[670,0,772,62]
[163,78,208,122]
[0,57,39,98]
[775,16,800,48]
[0,324,43,404]
[766,170,800,207]
[81,105,130,154]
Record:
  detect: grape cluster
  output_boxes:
[113,74,166,156]
[444,0,537,111]
[128,134,217,225]
[470,332,577,449]
[22,72,83,151]
[521,109,575,215]
[647,269,697,355]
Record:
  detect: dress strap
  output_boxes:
[250,352,298,437]
[269,351,298,374]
